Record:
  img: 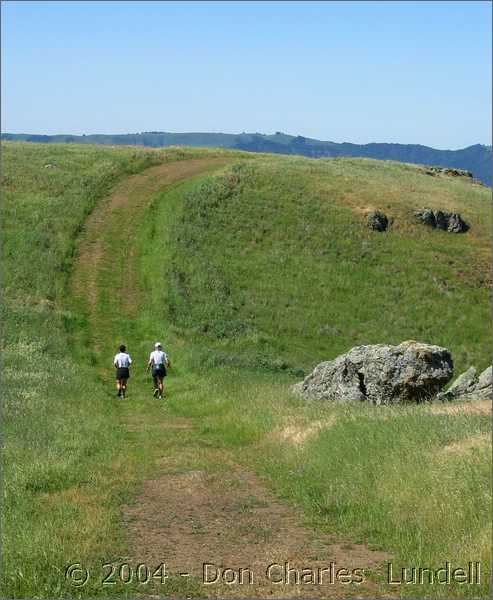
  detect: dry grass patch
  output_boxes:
[440,432,491,455]
[426,399,491,417]
[274,416,337,446]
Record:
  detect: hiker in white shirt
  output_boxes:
[113,344,132,398]
[147,342,170,399]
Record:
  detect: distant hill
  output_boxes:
[2,131,491,185]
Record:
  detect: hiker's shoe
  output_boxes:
[153,388,159,398]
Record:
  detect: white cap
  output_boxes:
[155,342,161,348]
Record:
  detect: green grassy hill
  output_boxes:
[2,141,491,599]
[161,156,491,375]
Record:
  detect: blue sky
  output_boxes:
[2,1,491,148]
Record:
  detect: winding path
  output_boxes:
[71,158,229,360]
[69,157,391,598]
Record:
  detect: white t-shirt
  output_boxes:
[114,352,132,368]
[149,350,168,366]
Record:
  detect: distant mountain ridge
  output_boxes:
[2,131,491,185]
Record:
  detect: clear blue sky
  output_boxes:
[2,0,491,148]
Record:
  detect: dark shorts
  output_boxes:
[152,365,167,381]
[116,367,130,380]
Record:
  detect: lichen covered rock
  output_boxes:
[437,365,492,402]
[294,341,453,405]
[415,208,469,233]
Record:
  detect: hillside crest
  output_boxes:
[2,131,491,185]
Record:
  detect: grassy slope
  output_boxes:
[166,157,491,374]
[2,142,491,599]
[0,142,236,598]
[140,158,492,598]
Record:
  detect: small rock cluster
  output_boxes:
[415,209,469,233]
[293,341,453,405]
[367,210,389,232]
[424,167,473,179]
[437,366,492,402]
[365,208,469,234]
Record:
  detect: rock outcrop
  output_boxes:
[437,366,492,402]
[367,210,389,232]
[424,167,474,179]
[293,341,453,405]
[415,209,469,233]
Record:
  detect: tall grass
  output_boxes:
[2,143,160,597]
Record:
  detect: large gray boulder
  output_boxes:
[294,341,453,405]
[437,365,492,402]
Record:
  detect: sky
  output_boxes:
[2,0,491,149]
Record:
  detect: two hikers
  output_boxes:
[113,342,170,399]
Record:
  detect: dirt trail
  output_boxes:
[124,462,389,598]
[70,158,391,598]
[71,158,228,354]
